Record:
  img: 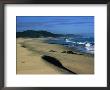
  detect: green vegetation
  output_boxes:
[16,30,81,38]
[16,30,63,38]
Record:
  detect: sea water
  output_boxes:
[47,33,94,54]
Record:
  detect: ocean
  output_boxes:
[47,33,94,54]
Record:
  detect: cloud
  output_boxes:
[58,21,94,25]
[17,16,94,28]
[17,22,48,27]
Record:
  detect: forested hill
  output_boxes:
[16,30,63,38]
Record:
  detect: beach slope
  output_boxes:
[16,38,94,74]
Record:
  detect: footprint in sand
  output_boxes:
[21,61,25,63]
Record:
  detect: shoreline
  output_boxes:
[45,38,94,57]
[16,38,94,74]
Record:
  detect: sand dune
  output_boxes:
[16,38,94,74]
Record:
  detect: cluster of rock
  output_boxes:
[49,50,83,55]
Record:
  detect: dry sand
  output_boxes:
[16,38,94,74]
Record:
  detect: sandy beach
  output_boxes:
[16,38,94,74]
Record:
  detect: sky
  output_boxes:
[16,16,94,34]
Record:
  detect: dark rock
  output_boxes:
[42,55,77,74]
[61,51,66,53]
[61,50,81,55]
[42,55,63,68]
[77,53,83,55]
[66,51,74,54]
[49,50,56,52]
[21,45,26,48]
